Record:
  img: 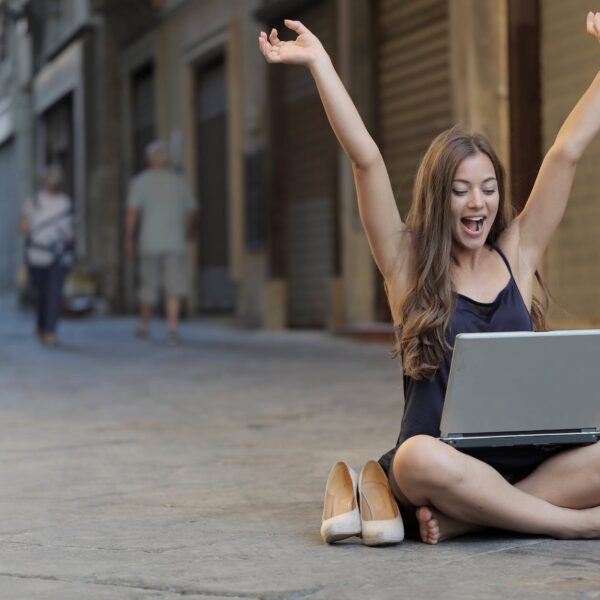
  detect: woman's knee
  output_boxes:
[392,435,463,491]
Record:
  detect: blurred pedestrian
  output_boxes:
[20,164,75,347]
[125,141,197,345]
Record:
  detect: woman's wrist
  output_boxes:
[308,51,332,73]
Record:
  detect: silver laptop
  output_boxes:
[440,330,600,448]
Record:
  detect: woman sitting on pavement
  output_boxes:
[259,12,600,544]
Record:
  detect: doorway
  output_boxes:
[196,57,235,312]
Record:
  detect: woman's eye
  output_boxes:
[452,189,467,196]
[483,189,497,195]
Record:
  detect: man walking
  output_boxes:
[125,141,197,345]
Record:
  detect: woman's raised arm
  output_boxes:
[259,19,408,280]
[513,12,600,272]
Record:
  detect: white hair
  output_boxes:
[145,140,170,165]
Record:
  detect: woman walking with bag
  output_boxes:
[20,165,74,347]
[259,12,600,545]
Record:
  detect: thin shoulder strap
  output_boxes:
[493,245,514,279]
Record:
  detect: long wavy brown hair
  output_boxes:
[389,127,549,380]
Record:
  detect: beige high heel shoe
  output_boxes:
[358,460,404,546]
[320,461,361,544]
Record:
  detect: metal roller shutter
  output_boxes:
[376,0,453,219]
[272,0,337,328]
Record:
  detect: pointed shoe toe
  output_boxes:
[359,460,404,546]
[320,461,361,544]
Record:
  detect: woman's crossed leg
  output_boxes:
[391,435,600,544]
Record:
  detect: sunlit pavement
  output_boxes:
[0,303,598,599]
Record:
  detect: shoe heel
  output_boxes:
[320,462,361,544]
[359,460,404,546]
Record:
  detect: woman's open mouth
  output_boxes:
[461,216,485,236]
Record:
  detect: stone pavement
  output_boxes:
[0,304,599,599]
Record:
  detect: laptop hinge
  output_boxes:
[441,429,600,448]
[446,428,596,438]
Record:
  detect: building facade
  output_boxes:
[2,0,599,329]
[110,0,510,331]
[0,0,33,295]
[541,0,600,327]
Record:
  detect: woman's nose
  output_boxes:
[467,190,485,208]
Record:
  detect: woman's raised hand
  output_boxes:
[258,19,326,67]
[587,12,600,43]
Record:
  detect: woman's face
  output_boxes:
[450,152,499,251]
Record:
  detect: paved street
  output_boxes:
[1,304,599,599]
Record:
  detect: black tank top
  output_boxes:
[379,246,552,475]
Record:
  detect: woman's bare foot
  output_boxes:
[416,506,481,544]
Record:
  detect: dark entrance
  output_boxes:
[131,62,156,174]
[196,57,235,312]
[267,0,339,328]
[42,93,75,200]
[508,0,541,211]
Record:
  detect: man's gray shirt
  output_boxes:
[127,168,196,254]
